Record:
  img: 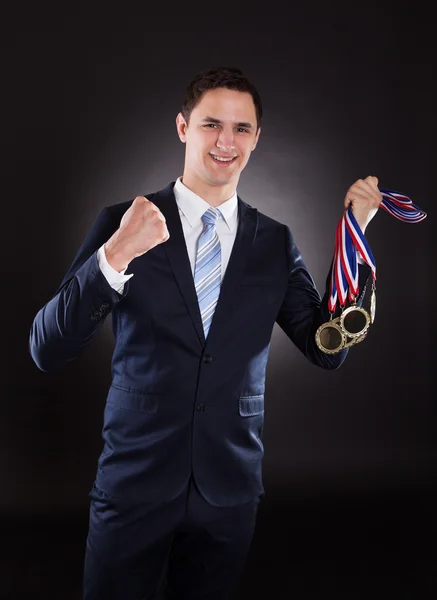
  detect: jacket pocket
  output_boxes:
[239,394,264,417]
[106,383,159,414]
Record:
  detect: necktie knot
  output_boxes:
[202,207,221,227]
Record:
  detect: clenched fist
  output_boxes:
[104,196,170,272]
[344,175,382,233]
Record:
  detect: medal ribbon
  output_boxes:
[328,189,427,313]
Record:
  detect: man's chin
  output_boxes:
[205,169,237,187]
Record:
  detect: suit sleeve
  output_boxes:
[29,207,130,372]
[275,224,371,370]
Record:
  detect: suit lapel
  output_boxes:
[154,182,258,349]
[155,182,206,347]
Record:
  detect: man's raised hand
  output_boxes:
[104,196,170,272]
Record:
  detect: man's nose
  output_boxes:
[216,127,235,151]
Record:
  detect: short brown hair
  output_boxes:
[181,66,263,131]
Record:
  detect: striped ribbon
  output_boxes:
[328,188,427,313]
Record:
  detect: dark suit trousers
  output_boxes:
[83,475,260,599]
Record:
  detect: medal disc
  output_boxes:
[340,305,370,338]
[315,319,345,354]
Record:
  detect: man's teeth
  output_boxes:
[210,155,235,162]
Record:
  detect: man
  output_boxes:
[29,66,381,599]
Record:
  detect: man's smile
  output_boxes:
[209,153,237,166]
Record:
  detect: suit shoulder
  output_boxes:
[251,206,288,233]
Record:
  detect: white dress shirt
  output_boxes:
[97,176,239,294]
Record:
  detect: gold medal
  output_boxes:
[370,283,376,324]
[316,300,372,354]
[339,304,371,338]
[315,318,345,354]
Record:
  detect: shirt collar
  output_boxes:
[173,176,238,232]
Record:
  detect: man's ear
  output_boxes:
[176,112,187,143]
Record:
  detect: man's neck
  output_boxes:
[180,175,236,208]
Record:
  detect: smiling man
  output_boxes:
[176,86,260,203]
[29,66,381,599]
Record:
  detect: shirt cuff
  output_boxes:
[97,244,133,294]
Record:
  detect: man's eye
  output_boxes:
[204,124,249,133]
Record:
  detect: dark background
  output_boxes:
[2,7,436,599]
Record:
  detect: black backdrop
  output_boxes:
[3,8,436,599]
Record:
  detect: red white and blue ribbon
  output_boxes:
[380,189,427,223]
[328,188,427,313]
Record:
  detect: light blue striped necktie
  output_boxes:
[194,207,222,338]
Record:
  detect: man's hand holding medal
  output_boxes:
[345,175,383,233]
[315,175,427,354]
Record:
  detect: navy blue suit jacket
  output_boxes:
[29,181,370,506]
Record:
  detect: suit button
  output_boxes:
[196,403,208,411]
[202,354,213,363]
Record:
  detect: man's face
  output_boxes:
[176,88,261,188]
